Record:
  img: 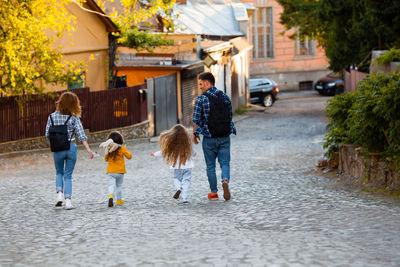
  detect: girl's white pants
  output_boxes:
[107,173,124,200]
[173,169,192,201]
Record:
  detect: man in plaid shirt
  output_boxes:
[192,72,236,201]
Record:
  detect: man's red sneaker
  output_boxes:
[222,180,231,200]
[207,192,219,200]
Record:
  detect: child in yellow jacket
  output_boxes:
[99,131,132,207]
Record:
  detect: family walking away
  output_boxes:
[45,92,94,210]
[151,124,196,203]
[45,72,235,209]
[192,72,236,201]
[99,131,132,207]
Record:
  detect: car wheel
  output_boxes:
[262,94,274,107]
[336,85,344,95]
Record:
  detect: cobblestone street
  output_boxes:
[1,92,400,266]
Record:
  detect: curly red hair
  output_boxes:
[56,91,82,117]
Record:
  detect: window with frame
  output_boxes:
[295,36,315,56]
[251,7,273,59]
[68,73,85,90]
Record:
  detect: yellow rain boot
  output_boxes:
[116,200,125,206]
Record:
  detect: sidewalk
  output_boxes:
[278,89,320,100]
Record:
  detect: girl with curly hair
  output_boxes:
[151,124,197,203]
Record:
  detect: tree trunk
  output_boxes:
[109,33,119,89]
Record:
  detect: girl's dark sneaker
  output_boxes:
[222,180,231,200]
[173,190,181,199]
[207,192,219,200]
[108,194,114,207]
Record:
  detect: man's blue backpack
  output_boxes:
[203,91,231,138]
[48,115,74,152]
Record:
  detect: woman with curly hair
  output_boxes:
[45,91,94,210]
[151,124,197,203]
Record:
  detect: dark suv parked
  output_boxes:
[250,77,279,107]
[314,73,344,96]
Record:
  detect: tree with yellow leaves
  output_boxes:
[0,0,86,97]
[0,0,175,97]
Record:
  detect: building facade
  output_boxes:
[241,0,330,90]
[44,0,117,92]
[173,1,253,110]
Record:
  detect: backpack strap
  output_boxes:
[202,91,217,102]
[49,114,55,126]
[203,90,223,99]
[64,115,72,125]
[50,114,71,126]
[64,115,75,141]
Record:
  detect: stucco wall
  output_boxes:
[43,2,110,92]
[259,69,331,91]
[116,68,177,86]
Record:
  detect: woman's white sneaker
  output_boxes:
[64,198,74,210]
[55,192,63,207]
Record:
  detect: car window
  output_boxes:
[250,79,271,87]
[250,80,259,87]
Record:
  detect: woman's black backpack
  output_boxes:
[203,91,231,137]
[48,115,74,152]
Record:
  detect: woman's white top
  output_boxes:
[154,149,197,169]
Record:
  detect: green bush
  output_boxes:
[324,73,400,168]
[375,47,400,66]
[324,92,357,158]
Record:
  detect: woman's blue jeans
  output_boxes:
[202,136,231,193]
[53,142,77,199]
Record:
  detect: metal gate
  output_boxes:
[181,77,198,127]
[154,73,177,135]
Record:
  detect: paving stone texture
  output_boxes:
[1,91,399,266]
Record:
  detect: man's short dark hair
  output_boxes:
[198,72,215,85]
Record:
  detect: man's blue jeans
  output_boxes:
[53,142,77,199]
[202,136,230,193]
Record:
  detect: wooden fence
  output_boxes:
[344,69,369,92]
[0,84,147,143]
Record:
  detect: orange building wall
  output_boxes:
[117,68,177,86]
